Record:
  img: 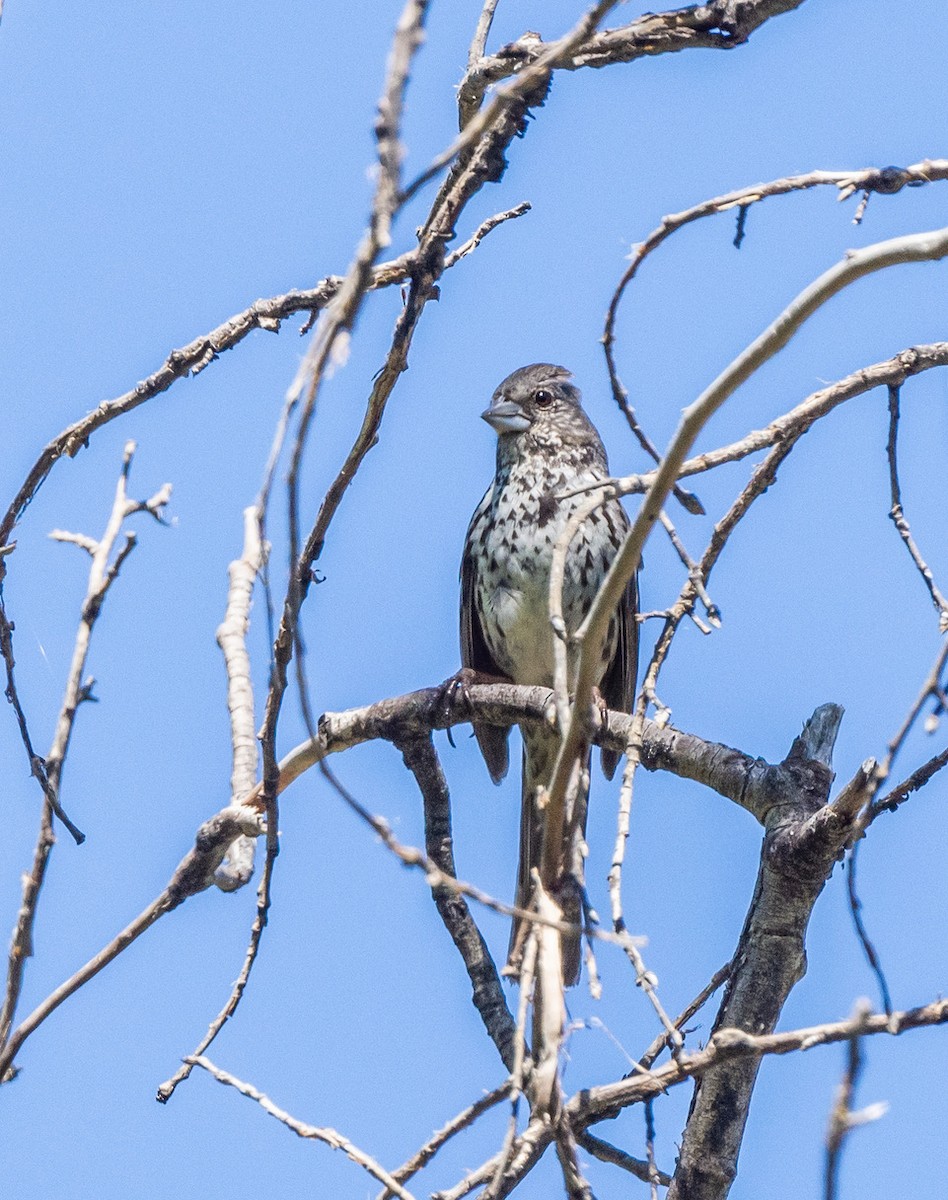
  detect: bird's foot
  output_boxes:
[435,667,508,742]
[437,668,511,782]
[591,684,609,731]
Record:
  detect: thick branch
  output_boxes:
[666,705,854,1200]
[242,682,765,819]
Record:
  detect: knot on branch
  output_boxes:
[168,806,265,904]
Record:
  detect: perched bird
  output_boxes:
[460,363,638,984]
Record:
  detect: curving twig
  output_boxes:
[602,159,948,443]
[548,225,948,847]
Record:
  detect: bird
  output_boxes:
[460,363,638,985]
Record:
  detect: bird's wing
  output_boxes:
[599,566,639,781]
[460,492,510,783]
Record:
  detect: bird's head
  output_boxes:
[482,363,601,454]
[480,362,590,439]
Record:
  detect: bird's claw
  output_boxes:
[591,684,610,734]
[436,667,509,747]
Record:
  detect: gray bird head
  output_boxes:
[482,364,602,454]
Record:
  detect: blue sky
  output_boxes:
[1,2,947,1197]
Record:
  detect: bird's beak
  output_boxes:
[481,397,531,435]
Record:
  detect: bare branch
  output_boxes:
[576,1129,671,1187]
[550,225,948,842]
[439,1116,551,1200]
[639,960,734,1071]
[213,506,265,891]
[377,1081,512,1200]
[459,0,810,126]
[187,1056,416,1200]
[445,201,531,264]
[660,342,948,485]
[879,639,948,780]
[156,844,276,1104]
[867,744,948,825]
[602,160,948,435]
[0,198,529,558]
[405,1,623,203]
[569,994,948,1125]
[0,443,169,1056]
[0,805,263,1083]
[465,0,501,77]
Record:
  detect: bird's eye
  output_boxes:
[534,388,554,407]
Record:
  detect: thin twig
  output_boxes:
[644,1098,660,1199]
[466,0,501,75]
[484,930,537,1200]
[845,842,893,1017]
[639,959,734,1070]
[376,1081,512,1200]
[187,1056,416,1200]
[867,744,948,824]
[886,383,948,630]
[433,1119,551,1200]
[156,843,276,1103]
[575,1129,670,1186]
[658,509,719,626]
[823,1002,887,1200]
[879,639,948,780]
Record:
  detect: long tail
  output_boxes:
[507,724,589,986]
